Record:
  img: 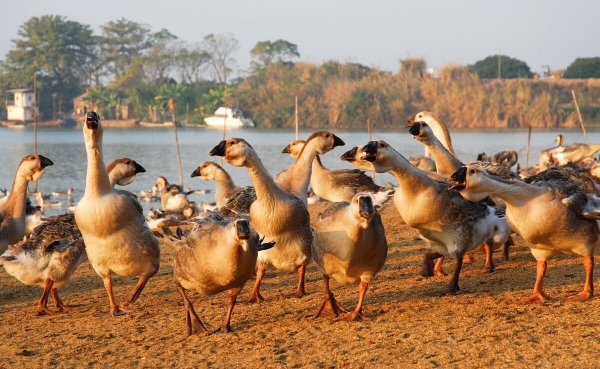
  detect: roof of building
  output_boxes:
[6,88,33,93]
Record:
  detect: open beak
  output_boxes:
[190,168,200,177]
[236,220,251,240]
[406,114,417,127]
[86,111,99,129]
[209,140,227,157]
[332,134,345,148]
[449,166,467,191]
[358,196,374,219]
[134,161,146,174]
[361,141,378,162]
[340,147,358,162]
[408,122,421,136]
[281,144,291,154]
[38,155,54,169]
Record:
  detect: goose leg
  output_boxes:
[35,279,56,315]
[433,253,464,296]
[517,260,548,304]
[484,242,495,273]
[209,290,238,334]
[101,274,126,316]
[246,264,266,303]
[126,269,157,305]
[291,264,306,298]
[503,235,514,261]
[311,275,347,319]
[565,255,594,302]
[176,282,208,336]
[463,254,475,264]
[422,252,445,277]
[51,288,70,311]
[337,281,370,321]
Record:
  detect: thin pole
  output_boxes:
[368,118,375,180]
[571,89,589,144]
[33,73,38,193]
[525,126,532,168]
[294,95,299,140]
[185,103,189,125]
[497,53,502,80]
[169,98,184,188]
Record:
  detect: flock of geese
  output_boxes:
[1,110,600,335]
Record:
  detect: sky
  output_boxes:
[1,0,599,75]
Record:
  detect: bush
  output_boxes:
[469,55,533,79]
[564,57,600,78]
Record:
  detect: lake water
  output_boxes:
[0,126,597,215]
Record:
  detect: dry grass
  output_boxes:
[1,203,599,368]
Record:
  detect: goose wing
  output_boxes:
[525,166,598,195]
[319,202,349,220]
[329,169,382,192]
[223,186,256,217]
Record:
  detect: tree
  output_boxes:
[469,55,533,79]
[100,18,153,77]
[1,15,97,116]
[564,57,600,78]
[399,58,426,77]
[250,40,299,70]
[202,33,239,84]
[175,45,210,84]
[142,29,178,86]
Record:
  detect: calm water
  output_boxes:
[0,126,597,215]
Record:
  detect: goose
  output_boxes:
[75,112,160,316]
[478,151,519,169]
[275,139,307,184]
[552,143,600,166]
[409,156,437,172]
[356,140,508,294]
[280,138,394,206]
[107,158,146,187]
[312,194,387,320]
[160,216,275,335]
[190,161,256,216]
[155,176,190,212]
[25,199,43,236]
[450,165,599,303]
[406,111,455,157]
[35,192,63,208]
[0,155,54,253]
[538,134,566,168]
[276,131,346,204]
[0,220,85,315]
[210,138,314,302]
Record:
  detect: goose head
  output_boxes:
[191,161,220,181]
[281,140,306,159]
[234,219,252,240]
[555,134,564,147]
[107,158,146,187]
[209,138,254,167]
[340,146,375,171]
[406,111,442,127]
[83,111,103,150]
[358,140,396,173]
[351,193,375,229]
[300,131,345,156]
[449,165,494,194]
[17,154,54,182]
[155,176,169,192]
[408,121,436,146]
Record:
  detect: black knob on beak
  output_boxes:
[209,140,227,157]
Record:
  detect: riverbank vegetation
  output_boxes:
[1,15,600,128]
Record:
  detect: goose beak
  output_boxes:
[86,111,99,129]
[406,114,417,127]
[190,168,200,177]
[361,141,378,162]
[340,147,358,162]
[134,161,146,174]
[332,134,345,148]
[236,220,251,240]
[38,155,54,169]
[358,196,374,219]
[449,166,467,191]
[408,122,421,136]
[210,140,227,157]
[281,144,292,154]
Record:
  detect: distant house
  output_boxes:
[5,88,37,122]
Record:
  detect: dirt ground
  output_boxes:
[1,203,600,369]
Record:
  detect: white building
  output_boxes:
[5,88,37,122]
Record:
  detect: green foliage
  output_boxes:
[250,40,299,70]
[469,55,533,79]
[100,18,154,77]
[564,57,600,78]
[399,58,426,77]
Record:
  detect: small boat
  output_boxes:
[204,107,254,128]
[139,121,176,128]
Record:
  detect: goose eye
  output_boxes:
[325,133,330,137]
[470,169,475,174]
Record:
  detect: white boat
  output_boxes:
[204,107,254,128]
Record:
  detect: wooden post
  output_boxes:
[169,98,184,188]
[497,53,502,80]
[368,119,375,180]
[33,73,38,193]
[185,103,189,125]
[571,89,589,144]
[525,126,532,168]
[295,95,299,140]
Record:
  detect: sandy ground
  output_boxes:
[1,203,600,369]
